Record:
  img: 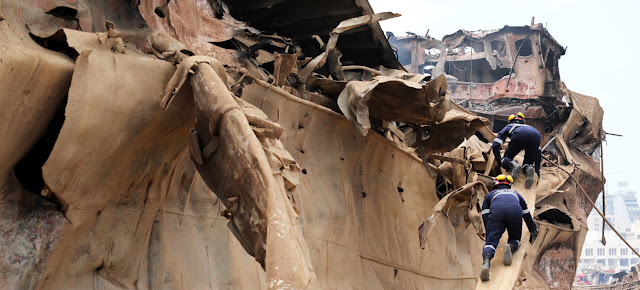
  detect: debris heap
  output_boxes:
[391,25,604,288]
[0,1,603,289]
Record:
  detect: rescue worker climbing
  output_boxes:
[480,175,538,281]
[492,112,542,189]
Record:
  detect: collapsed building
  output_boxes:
[0,0,604,289]
[391,24,605,288]
[390,25,573,141]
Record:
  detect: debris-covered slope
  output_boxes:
[0,1,603,289]
[391,24,605,288]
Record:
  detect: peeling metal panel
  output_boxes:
[0,0,606,289]
[389,24,569,142]
[222,0,402,69]
[390,23,604,289]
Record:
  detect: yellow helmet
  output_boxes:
[495,174,514,186]
[508,112,525,123]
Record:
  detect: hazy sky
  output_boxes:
[369,0,640,194]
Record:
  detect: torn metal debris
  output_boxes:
[0,1,605,289]
[390,24,569,143]
[392,23,604,288]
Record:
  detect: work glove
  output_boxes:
[529,230,539,244]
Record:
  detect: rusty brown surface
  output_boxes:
[0,0,603,289]
[390,24,571,142]
[390,23,604,289]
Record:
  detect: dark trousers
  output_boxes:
[482,212,522,258]
[500,135,540,169]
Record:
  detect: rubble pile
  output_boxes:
[391,24,605,288]
[0,0,604,289]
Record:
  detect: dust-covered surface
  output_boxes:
[0,0,603,289]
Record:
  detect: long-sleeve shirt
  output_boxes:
[491,123,542,173]
[481,188,538,233]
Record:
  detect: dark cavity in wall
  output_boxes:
[46,6,78,21]
[445,58,511,83]
[29,32,79,60]
[14,97,67,194]
[537,208,573,229]
[474,131,489,143]
[435,175,452,199]
[514,38,533,57]
[210,39,241,50]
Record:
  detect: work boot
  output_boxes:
[524,165,535,189]
[503,244,513,266]
[480,255,491,281]
[509,161,522,181]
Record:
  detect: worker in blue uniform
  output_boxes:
[480,175,538,281]
[492,112,542,189]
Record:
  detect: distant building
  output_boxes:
[577,182,640,283]
[615,182,640,223]
[578,222,640,272]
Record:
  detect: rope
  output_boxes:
[600,139,606,245]
[539,34,546,70]
[450,59,471,72]
[359,254,478,280]
[505,31,533,91]
[541,155,640,259]
[446,40,474,72]
[469,44,473,83]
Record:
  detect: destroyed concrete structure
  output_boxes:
[0,1,605,289]
[390,25,568,142]
[391,24,605,288]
